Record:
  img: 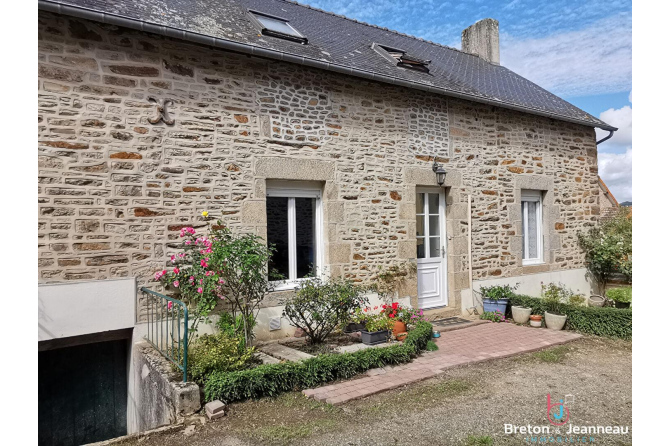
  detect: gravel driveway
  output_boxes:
[118,336,631,446]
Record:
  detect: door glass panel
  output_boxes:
[416,193,424,214]
[267,197,289,279]
[429,216,440,236]
[416,238,426,258]
[429,237,441,258]
[416,215,425,237]
[428,193,439,214]
[295,197,316,278]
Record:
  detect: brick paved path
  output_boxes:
[303,322,581,405]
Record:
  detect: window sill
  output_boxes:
[522,259,544,266]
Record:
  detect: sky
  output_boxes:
[299,0,633,202]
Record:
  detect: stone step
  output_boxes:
[259,343,315,362]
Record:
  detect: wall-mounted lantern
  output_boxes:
[432,159,446,185]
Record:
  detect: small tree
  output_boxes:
[282,276,368,344]
[578,208,632,293]
[208,225,278,348]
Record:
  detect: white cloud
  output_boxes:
[598,149,632,203]
[596,105,632,148]
[595,95,632,203]
[500,14,631,97]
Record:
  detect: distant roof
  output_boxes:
[599,176,620,207]
[39,0,616,131]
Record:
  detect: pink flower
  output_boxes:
[189,276,195,283]
[170,255,176,263]
[185,240,192,245]
[173,280,179,288]
[168,301,173,310]
[173,267,180,274]
[218,278,225,284]
[200,259,208,268]
[197,287,203,294]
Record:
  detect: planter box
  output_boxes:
[343,322,366,333]
[614,301,631,309]
[483,298,509,314]
[361,330,390,345]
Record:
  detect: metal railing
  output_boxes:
[140,287,188,382]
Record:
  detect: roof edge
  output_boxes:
[38,0,618,132]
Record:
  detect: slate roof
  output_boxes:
[39,0,616,131]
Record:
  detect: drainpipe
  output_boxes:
[466,194,476,315]
[596,130,615,145]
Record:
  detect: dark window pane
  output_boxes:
[416,215,425,237]
[266,197,289,280]
[417,237,425,258]
[295,197,316,278]
[428,193,439,214]
[256,15,303,38]
[416,193,424,214]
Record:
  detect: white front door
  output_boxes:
[416,188,448,309]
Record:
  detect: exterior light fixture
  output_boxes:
[432,159,446,185]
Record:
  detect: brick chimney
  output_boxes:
[461,18,500,65]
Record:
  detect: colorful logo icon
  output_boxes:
[546,393,570,426]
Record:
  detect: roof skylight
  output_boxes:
[249,11,307,44]
[372,43,431,73]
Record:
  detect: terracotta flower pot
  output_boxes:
[396,332,408,342]
[392,320,407,336]
[529,314,542,328]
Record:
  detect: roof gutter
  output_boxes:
[596,130,615,145]
[39,0,617,132]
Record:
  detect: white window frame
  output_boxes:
[521,190,543,265]
[267,182,323,291]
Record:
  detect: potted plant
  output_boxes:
[511,305,532,324]
[479,284,518,314]
[361,312,393,345]
[588,295,606,307]
[344,307,367,333]
[606,286,632,309]
[529,314,543,328]
[542,282,569,330]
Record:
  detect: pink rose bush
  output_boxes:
[153,219,277,348]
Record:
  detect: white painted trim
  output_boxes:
[521,190,543,265]
[267,184,323,289]
[416,187,448,308]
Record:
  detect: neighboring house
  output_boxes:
[598,176,620,221]
[37,0,616,440]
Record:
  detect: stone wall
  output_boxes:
[38,12,601,315]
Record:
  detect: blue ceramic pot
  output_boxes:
[483,298,509,314]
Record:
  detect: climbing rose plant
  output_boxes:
[154,219,277,348]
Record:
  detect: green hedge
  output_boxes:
[508,295,632,340]
[204,320,433,403]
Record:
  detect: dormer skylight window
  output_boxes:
[372,43,431,73]
[249,11,308,44]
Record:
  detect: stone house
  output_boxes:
[37,0,616,440]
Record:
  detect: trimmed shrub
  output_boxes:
[508,294,632,340]
[204,320,433,402]
[189,332,257,385]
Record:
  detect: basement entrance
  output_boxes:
[38,337,128,445]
